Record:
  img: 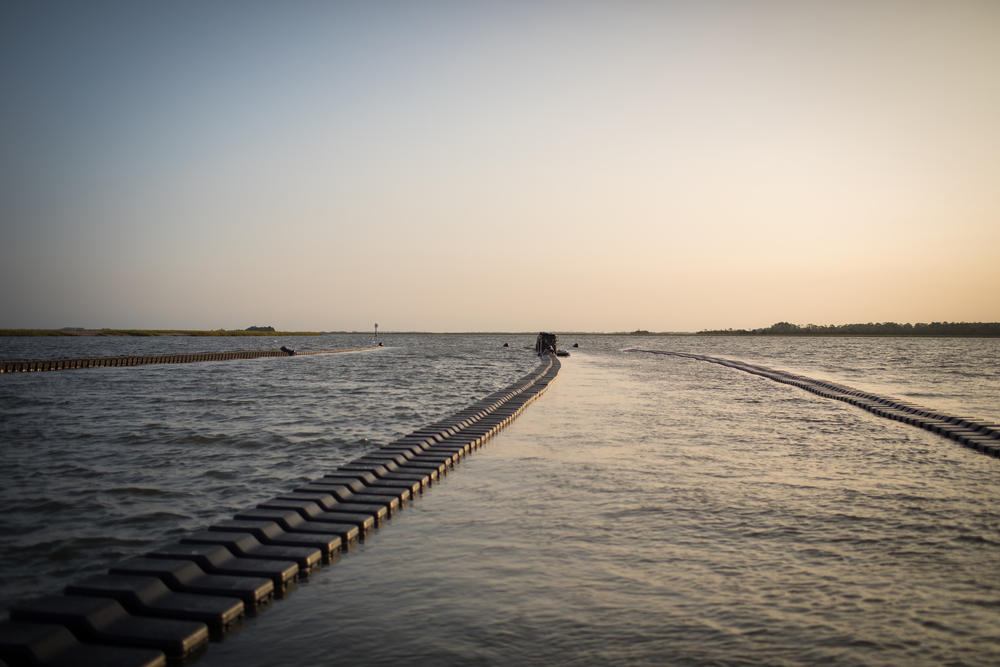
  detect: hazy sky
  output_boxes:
[2,1,998,332]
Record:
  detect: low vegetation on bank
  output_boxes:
[4,322,999,337]
[697,322,1000,336]
[0,328,328,337]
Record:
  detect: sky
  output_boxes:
[1,1,998,332]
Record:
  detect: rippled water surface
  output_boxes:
[0,334,540,609]
[2,334,998,665]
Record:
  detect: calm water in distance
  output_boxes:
[1,334,998,665]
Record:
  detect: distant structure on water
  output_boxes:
[535,332,557,355]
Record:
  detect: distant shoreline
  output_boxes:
[694,322,1000,337]
[2,322,999,337]
[0,329,334,337]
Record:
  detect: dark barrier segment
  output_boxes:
[145,544,298,597]
[109,558,274,613]
[2,354,560,665]
[0,621,167,667]
[9,595,209,663]
[337,463,441,484]
[359,451,459,470]
[208,520,342,564]
[234,507,366,542]
[1,345,381,373]
[256,498,383,530]
[630,349,997,459]
[180,531,322,575]
[280,488,405,515]
[65,573,245,641]
[315,474,397,493]
[315,474,425,495]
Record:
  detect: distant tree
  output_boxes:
[767,322,801,334]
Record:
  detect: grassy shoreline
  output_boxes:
[3,323,999,337]
[0,329,332,337]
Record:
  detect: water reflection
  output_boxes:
[207,348,1000,666]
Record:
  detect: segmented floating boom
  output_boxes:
[0,354,560,666]
[629,349,1000,458]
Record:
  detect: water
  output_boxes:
[2,334,999,665]
[0,333,540,609]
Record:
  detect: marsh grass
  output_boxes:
[0,329,329,337]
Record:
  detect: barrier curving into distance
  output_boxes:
[0,347,378,374]
[0,354,560,666]
[628,349,1000,459]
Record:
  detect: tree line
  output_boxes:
[697,322,1000,336]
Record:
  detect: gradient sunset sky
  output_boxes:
[2,1,997,332]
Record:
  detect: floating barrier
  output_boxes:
[628,349,1000,458]
[0,354,561,666]
[0,347,379,373]
[0,622,167,667]
[8,595,209,664]
[64,574,245,641]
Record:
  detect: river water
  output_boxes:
[1,334,998,665]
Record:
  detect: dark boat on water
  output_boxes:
[535,332,570,357]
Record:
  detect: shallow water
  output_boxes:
[0,333,541,611]
[2,334,998,665]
